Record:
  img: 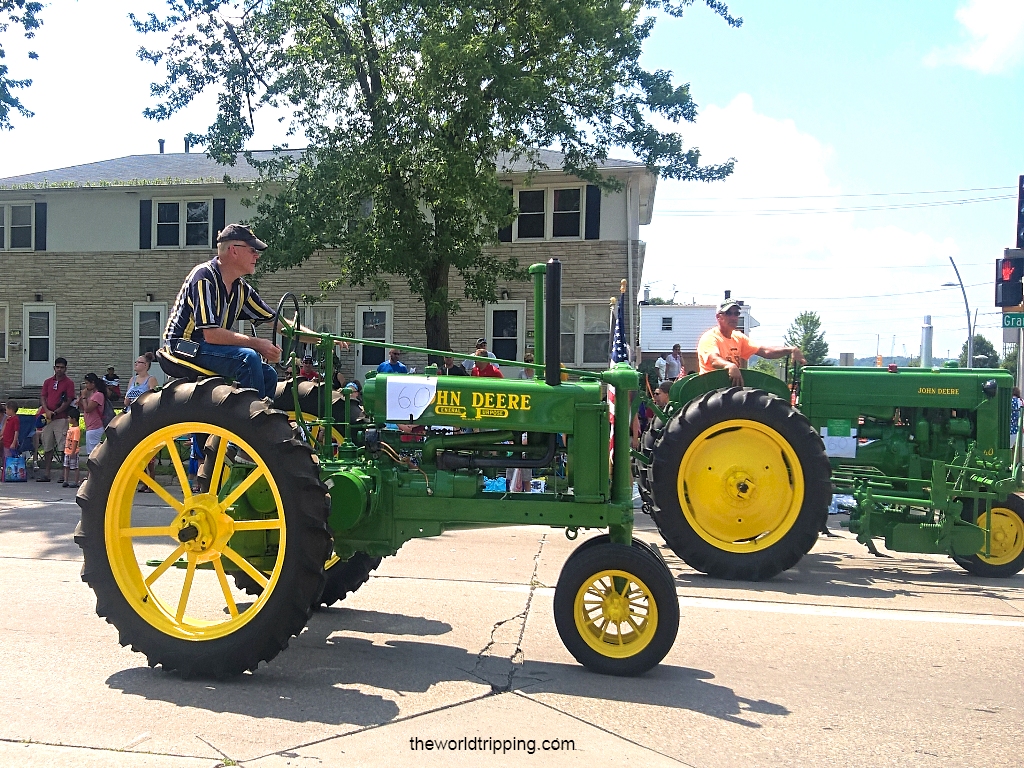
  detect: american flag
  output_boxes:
[610,281,630,365]
[608,280,630,457]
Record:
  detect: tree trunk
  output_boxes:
[423,258,451,364]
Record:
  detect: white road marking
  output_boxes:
[496,585,1024,627]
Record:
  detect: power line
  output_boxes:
[664,185,1016,202]
[742,281,987,301]
[646,259,992,274]
[656,194,1014,217]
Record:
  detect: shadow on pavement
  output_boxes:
[0,496,82,560]
[659,545,1024,601]
[105,607,787,731]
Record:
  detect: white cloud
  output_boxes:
[642,94,987,361]
[925,0,1024,74]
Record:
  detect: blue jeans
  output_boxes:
[195,342,279,399]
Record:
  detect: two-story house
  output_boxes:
[0,149,655,398]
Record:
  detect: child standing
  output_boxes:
[63,407,81,487]
[2,401,20,482]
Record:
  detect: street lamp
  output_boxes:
[942,256,972,369]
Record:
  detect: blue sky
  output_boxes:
[1,0,1022,360]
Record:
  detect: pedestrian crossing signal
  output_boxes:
[996,255,1024,307]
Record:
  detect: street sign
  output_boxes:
[1002,313,1024,328]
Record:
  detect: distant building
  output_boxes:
[638,302,759,375]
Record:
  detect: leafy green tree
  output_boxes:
[751,357,781,379]
[960,335,999,368]
[0,0,42,129]
[783,311,830,366]
[1003,346,1017,382]
[132,0,740,351]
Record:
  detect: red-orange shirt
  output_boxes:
[471,362,503,378]
[697,327,758,374]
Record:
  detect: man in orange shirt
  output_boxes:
[697,299,805,385]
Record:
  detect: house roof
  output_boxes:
[0,148,649,188]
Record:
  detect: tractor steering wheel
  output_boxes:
[272,293,302,370]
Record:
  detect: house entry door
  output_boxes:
[354,303,393,381]
[23,303,56,387]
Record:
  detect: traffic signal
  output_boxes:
[996,254,1024,307]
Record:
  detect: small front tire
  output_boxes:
[554,542,679,676]
[953,494,1024,578]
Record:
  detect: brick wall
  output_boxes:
[1,240,643,397]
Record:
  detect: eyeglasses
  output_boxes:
[723,310,741,317]
[231,243,257,254]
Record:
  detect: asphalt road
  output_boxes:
[1,480,1022,768]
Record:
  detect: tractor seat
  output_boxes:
[156,348,217,382]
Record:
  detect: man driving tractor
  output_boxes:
[697,299,806,386]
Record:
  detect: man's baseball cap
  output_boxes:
[718,299,742,313]
[302,355,314,364]
[476,338,487,347]
[217,223,267,251]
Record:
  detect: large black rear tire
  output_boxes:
[75,378,331,677]
[315,552,383,608]
[649,387,830,581]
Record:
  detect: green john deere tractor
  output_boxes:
[75,260,679,678]
[635,363,1024,581]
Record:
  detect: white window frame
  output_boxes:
[1,201,35,251]
[152,198,214,249]
[0,302,7,362]
[305,303,342,336]
[561,301,612,368]
[133,302,168,384]
[511,185,586,242]
[485,301,527,364]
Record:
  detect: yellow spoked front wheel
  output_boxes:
[76,379,331,677]
[573,569,658,658]
[554,542,678,676]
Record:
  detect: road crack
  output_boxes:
[471,533,547,693]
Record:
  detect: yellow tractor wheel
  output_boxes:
[554,541,679,676]
[953,494,1024,577]
[75,378,331,677]
[649,387,831,581]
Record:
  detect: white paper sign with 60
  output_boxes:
[385,375,438,420]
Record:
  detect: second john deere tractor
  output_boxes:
[636,362,1024,581]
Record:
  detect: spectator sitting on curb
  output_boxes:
[438,351,468,376]
[298,355,321,382]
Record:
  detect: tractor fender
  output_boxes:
[670,368,791,408]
